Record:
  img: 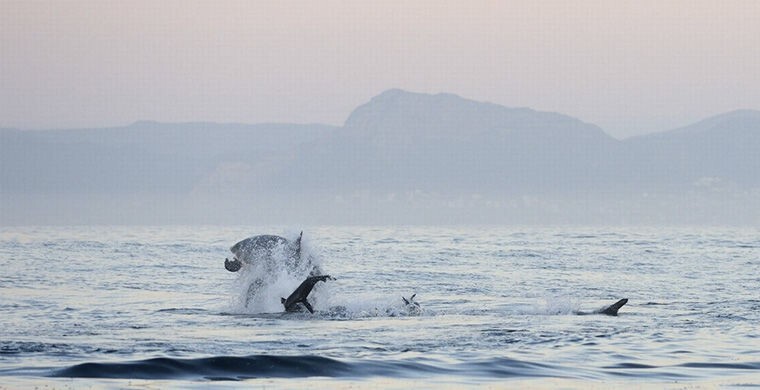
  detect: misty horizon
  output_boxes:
[3,88,758,142]
[2,89,758,226]
[2,2,759,226]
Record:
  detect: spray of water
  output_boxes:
[225,232,584,318]
[318,292,426,319]
[227,230,325,314]
[528,295,581,315]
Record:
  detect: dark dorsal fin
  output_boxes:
[295,231,303,260]
[599,299,628,316]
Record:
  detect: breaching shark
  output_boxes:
[224,232,318,273]
[224,232,322,307]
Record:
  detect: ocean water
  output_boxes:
[1,225,759,388]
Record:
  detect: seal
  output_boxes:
[281,275,334,313]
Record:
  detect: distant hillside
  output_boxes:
[1,90,758,225]
[0,121,336,193]
[271,89,620,193]
[620,109,760,190]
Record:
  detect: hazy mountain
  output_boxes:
[273,89,620,194]
[620,109,760,191]
[1,90,758,225]
[0,121,336,194]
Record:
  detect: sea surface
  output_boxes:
[1,225,759,388]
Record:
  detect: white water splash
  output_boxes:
[227,230,325,314]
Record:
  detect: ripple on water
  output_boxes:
[1,226,759,386]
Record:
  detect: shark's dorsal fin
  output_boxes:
[599,298,628,316]
[295,231,303,259]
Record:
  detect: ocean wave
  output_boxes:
[1,341,70,355]
[49,354,760,381]
[0,341,106,356]
[49,355,560,380]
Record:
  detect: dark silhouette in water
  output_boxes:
[281,275,333,313]
[596,298,628,316]
[575,298,628,316]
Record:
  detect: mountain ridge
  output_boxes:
[4,90,755,141]
[1,89,758,224]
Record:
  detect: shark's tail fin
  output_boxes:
[281,297,287,305]
[599,298,628,316]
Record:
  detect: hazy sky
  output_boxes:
[2,1,759,138]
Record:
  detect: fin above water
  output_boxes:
[598,298,628,316]
[295,231,303,260]
[402,294,419,307]
[302,300,314,314]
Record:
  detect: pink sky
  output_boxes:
[2,0,759,138]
